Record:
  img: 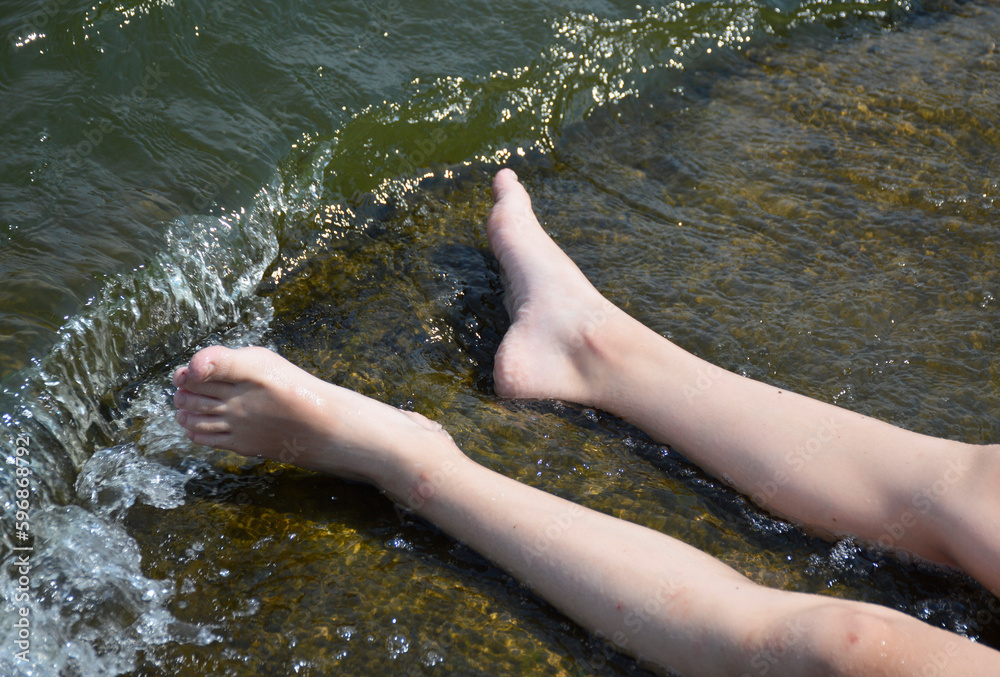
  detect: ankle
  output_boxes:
[376,431,470,511]
[570,302,645,410]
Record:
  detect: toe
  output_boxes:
[174,388,225,414]
[176,376,234,399]
[492,168,519,200]
[493,167,534,203]
[185,430,236,451]
[186,346,230,383]
[487,171,545,263]
[172,366,188,388]
[176,410,231,435]
[490,169,531,216]
[187,345,286,387]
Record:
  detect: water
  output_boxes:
[3,0,1000,674]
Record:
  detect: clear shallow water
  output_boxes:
[2,0,1000,674]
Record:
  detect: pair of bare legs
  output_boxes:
[173,169,1000,675]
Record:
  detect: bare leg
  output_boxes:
[174,347,1000,676]
[488,168,1000,597]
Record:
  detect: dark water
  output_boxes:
[2,0,1000,674]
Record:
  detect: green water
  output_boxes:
[2,0,1000,674]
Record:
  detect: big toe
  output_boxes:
[491,168,521,200]
[490,169,534,216]
[188,345,291,388]
[487,171,544,261]
[185,345,232,385]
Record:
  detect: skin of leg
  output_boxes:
[486,168,1000,597]
[173,346,1000,676]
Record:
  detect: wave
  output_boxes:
[0,178,280,676]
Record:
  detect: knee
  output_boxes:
[791,602,904,676]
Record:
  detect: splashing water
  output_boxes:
[0,177,281,676]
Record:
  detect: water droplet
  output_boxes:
[386,634,410,659]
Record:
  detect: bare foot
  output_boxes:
[488,169,624,404]
[173,346,452,484]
